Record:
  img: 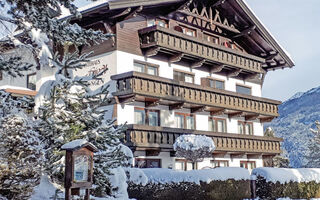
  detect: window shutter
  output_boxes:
[201,77,210,87]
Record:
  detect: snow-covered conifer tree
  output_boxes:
[173,134,216,170]
[304,121,320,167]
[38,50,132,197]
[0,91,42,200]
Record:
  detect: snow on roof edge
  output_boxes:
[59,0,110,20]
[241,0,295,66]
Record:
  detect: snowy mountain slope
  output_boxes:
[267,86,320,168]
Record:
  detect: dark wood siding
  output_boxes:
[116,15,147,56]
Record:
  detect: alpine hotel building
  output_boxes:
[0,0,294,171]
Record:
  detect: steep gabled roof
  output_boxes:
[67,0,294,71]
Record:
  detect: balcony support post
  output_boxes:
[145,47,160,57]
[145,99,161,108]
[191,106,206,113]
[245,114,260,121]
[169,53,184,63]
[191,59,206,68]
[228,111,243,118]
[210,108,226,116]
[169,102,184,110]
[210,64,225,73]
[227,69,242,78]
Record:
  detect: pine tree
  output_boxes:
[0,0,109,76]
[304,121,320,167]
[0,91,42,200]
[38,50,132,197]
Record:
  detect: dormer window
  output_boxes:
[27,73,36,91]
[147,18,168,28]
[204,33,219,45]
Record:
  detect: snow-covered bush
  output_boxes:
[273,155,290,168]
[0,112,43,200]
[173,134,215,169]
[252,168,320,199]
[128,168,251,200]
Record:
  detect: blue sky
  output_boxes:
[74,0,320,101]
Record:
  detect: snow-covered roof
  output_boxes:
[252,168,320,184]
[0,85,37,96]
[61,139,98,152]
[141,168,250,185]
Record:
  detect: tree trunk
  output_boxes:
[192,162,196,170]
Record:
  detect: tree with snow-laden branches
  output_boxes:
[304,121,320,167]
[0,90,42,200]
[173,134,216,170]
[0,0,110,77]
[37,49,133,198]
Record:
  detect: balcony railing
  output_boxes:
[139,26,265,74]
[125,125,282,155]
[111,71,281,118]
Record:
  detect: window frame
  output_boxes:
[211,160,229,168]
[175,159,196,171]
[175,112,196,130]
[236,84,252,95]
[203,32,220,45]
[208,117,227,133]
[135,158,162,168]
[27,73,36,91]
[147,18,169,28]
[173,69,195,84]
[207,77,225,90]
[179,25,197,37]
[238,121,254,135]
[134,107,160,127]
[134,60,159,76]
[240,161,256,170]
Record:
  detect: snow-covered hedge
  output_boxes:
[252,168,320,199]
[142,167,250,184]
[128,168,251,200]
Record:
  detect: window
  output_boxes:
[0,71,2,80]
[209,117,226,133]
[134,61,158,76]
[238,121,253,135]
[175,113,195,130]
[236,85,251,95]
[204,33,219,45]
[134,108,145,125]
[175,159,194,171]
[240,161,256,170]
[173,70,194,83]
[209,79,225,90]
[27,73,36,90]
[134,108,160,126]
[211,160,229,168]
[175,25,196,37]
[135,158,161,168]
[147,18,168,28]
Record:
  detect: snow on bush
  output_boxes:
[173,135,215,168]
[252,167,320,184]
[141,168,250,185]
[173,134,216,152]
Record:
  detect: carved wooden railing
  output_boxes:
[125,125,282,154]
[139,26,265,74]
[111,71,281,117]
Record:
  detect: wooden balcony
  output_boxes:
[111,71,281,120]
[139,26,265,76]
[125,125,282,155]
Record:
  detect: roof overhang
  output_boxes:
[65,0,294,71]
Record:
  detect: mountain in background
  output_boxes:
[267,86,320,168]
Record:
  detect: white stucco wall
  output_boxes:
[116,51,262,96]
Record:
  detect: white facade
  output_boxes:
[1,49,267,170]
